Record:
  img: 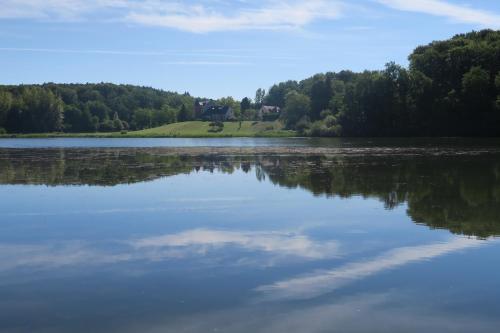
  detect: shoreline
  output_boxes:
[1,146,499,156]
[0,133,297,138]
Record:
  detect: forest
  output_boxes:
[259,29,500,137]
[0,29,499,136]
[0,83,197,133]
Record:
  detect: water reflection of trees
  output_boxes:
[1,149,499,237]
[259,155,500,238]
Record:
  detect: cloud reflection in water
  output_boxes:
[256,237,486,301]
[0,228,340,272]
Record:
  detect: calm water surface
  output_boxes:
[2,137,500,148]
[0,139,499,333]
[0,137,309,148]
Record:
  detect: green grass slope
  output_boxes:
[132,121,296,137]
[0,121,296,138]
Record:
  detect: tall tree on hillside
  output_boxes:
[310,77,332,120]
[178,104,194,122]
[112,112,124,131]
[63,105,99,132]
[63,105,83,132]
[461,66,493,134]
[133,108,153,129]
[462,66,490,102]
[85,101,111,121]
[218,97,241,117]
[17,87,64,132]
[496,72,500,110]
[255,88,265,107]
[153,105,177,126]
[240,97,251,112]
[380,62,411,135]
[283,91,311,129]
[265,81,299,108]
[0,91,13,129]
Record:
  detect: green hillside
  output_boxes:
[132,121,295,137]
[0,121,296,138]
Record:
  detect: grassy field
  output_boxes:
[133,121,295,137]
[0,121,297,138]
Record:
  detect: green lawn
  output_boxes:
[0,121,297,138]
[134,121,295,137]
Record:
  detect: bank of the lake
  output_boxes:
[0,121,297,138]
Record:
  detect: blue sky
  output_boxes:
[1,0,499,99]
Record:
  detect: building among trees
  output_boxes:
[201,105,235,121]
[194,100,213,119]
[258,106,281,121]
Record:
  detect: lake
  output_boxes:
[0,138,499,333]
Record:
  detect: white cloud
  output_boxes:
[0,0,344,33]
[377,0,500,28]
[1,0,499,33]
[125,0,343,33]
[256,237,486,301]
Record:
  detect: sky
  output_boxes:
[0,0,499,99]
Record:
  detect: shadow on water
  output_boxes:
[1,147,499,238]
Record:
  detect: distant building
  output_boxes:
[201,105,235,122]
[194,100,214,119]
[258,106,281,121]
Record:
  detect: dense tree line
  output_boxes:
[0,83,196,133]
[1,30,499,136]
[257,29,500,136]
